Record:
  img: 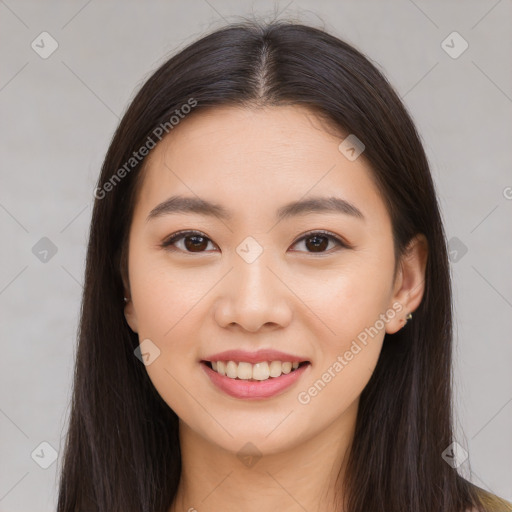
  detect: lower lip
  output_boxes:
[201,362,311,400]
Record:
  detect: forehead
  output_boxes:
[135,105,390,229]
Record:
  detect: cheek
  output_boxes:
[128,245,212,339]
[297,280,388,419]
[300,259,393,344]
[297,262,392,406]
[295,338,382,434]
[128,254,208,419]
[127,250,209,409]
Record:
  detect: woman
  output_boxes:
[56,19,512,512]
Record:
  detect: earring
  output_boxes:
[123,297,130,303]
[404,312,412,324]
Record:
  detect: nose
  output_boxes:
[213,254,293,333]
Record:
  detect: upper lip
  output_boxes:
[202,349,309,364]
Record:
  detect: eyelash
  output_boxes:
[160,229,349,255]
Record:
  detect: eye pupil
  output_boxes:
[306,235,329,252]
[184,235,208,252]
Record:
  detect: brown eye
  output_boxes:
[162,231,216,253]
[162,229,347,255]
[290,231,346,254]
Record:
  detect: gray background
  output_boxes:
[1,0,511,510]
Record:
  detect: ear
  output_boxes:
[121,255,138,332]
[385,234,428,334]
[124,295,139,333]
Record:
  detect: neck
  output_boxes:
[169,399,358,512]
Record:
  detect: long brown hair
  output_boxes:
[57,19,498,512]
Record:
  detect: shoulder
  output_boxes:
[467,483,512,512]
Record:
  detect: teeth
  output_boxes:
[208,360,305,381]
[252,362,269,380]
[226,361,238,378]
[282,362,292,374]
[237,362,252,380]
[269,360,282,377]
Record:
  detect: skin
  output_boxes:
[123,105,428,512]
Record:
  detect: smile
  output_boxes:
[201,360,311,400]
[205,360,308,380]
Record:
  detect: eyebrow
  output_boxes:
[146,194,365,223]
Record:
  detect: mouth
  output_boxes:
[201,360,311,381]
[200,359,312,400]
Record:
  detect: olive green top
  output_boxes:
[473,485,512,512]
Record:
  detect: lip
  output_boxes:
[202,349,308,364]
[201,360,311,400]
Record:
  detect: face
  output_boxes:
[123,105,426,456]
